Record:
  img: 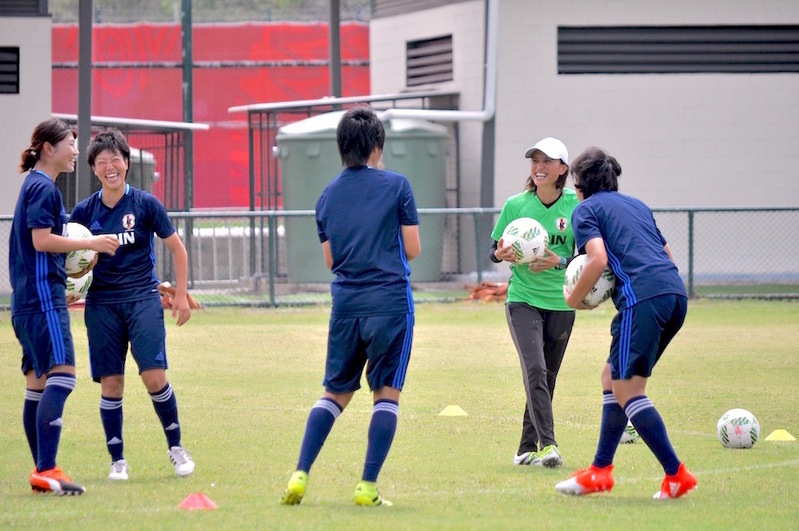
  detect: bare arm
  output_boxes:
[322,240,334,270]
[401,224,421,261]
[32,228,120,255]
[564,237,607,309]
[163,232,191,326]
[664,242,675,262]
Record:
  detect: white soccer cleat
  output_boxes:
[168,446,195,477]
[513,451,542,466]
[108,459,130,481]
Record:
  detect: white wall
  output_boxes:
[370,1,486,207]
[495,0,799,209]
[0,16,52,216]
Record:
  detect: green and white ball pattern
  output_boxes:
[501,217,549,263]
[564,254,615,306]
[66,270,93,300]
[717,408,760,449]
[64,222,96,275]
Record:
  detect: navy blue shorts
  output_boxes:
[608,294,687,380]
[85,296,168,382]
[13,309,76,377]
[324,313,414,393]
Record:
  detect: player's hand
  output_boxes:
[89,234,120,256]
[68,253,98,279]
[563,285,598,310]
[528,248,559,272]
[170,293,192,326]
[66,293,82,305]
[495,238,518,263]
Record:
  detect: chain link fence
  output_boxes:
[1,207,797,309]
[49,0,372,23]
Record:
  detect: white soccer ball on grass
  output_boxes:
[717,408,760,449]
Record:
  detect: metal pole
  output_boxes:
[181,0,195,287]
[329,0,342,98]
[688,210,694,298]
[77,0,93,204]
[181,0,193,200]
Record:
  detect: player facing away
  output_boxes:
[491,138,578,468]
[280,107,421,507]
[11,118,120,495]
[70,128,195,481]
[555,146,697,499]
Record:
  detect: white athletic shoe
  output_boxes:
[513,451,542,466]
[168,446,195,477]
[108,459,129,481]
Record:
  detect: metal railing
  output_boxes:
[1,207,797,308]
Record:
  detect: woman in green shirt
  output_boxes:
[491,137,578,468]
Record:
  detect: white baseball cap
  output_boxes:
[524,137,569,165]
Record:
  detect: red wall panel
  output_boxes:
[52,22,370,208]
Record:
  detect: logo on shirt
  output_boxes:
[90,221,102,232]
[556,217,568,232]
[122,213,136,230]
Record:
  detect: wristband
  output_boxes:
[557,256,567,269]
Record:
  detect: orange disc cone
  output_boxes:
[179,492,218,510]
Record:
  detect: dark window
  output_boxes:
[407,35,454,86]
[0,0,48,17]
[558,25,799,74]
[0,47,21,94]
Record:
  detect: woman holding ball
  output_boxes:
[10,118,119,495]
[490,137,578,469]
[556,146,695,499]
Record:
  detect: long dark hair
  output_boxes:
[19,118,77,173]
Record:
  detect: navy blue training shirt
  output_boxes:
[10,170,69,315]
[70,184,175,304]
[316,166,419,317]
[571,191,686,309]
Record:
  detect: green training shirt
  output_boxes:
[491,188,578,310]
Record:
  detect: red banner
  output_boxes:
[52,22,370,208]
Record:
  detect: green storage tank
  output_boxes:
[276,110,448,283]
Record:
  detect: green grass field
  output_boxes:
[1,300,798,529]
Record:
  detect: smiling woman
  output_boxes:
[489,136,579,469]
[69,128,197,481]
[10,118,121,496]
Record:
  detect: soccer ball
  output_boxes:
[564,254,615,306]
[66,270,93,300]
[65,222,97,275]
[501,217,548,263]
[619,420,640,444]
[717,408,760,449]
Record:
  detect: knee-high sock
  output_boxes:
[362,399,399,483]
[296,398,342,472]
[36,373,76,472]
[150,383,181,448]
[625,395,681,475]
[593,391,627,468]
[100,396,124,462]
[23,389,43,466]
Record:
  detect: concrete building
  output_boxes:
[370,0,799,210]
[0,2,53,215]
